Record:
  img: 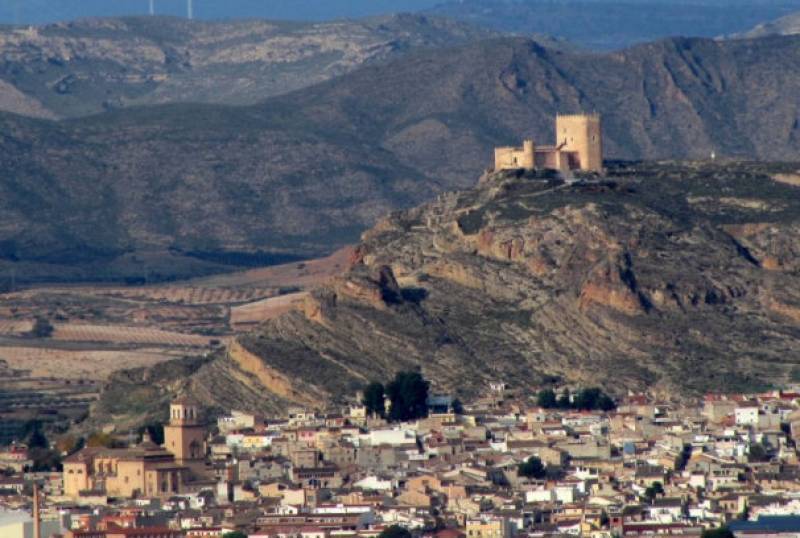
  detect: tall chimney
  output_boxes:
[33,482,41,538]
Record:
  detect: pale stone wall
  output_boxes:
[494,140,535,170]
[106,460,145,498]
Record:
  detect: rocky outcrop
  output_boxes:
[215,162,800,404]
[92,162,800,424]
[227,340,319,407]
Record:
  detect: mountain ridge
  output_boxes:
[3,34,800,284]
[0,13,496,118]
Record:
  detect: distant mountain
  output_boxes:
[3,34,800,284]
[0,1,444,26]
[92,161,800,428]
[735,11,800,38]
[427,0,800,50]
[0,14,494,118]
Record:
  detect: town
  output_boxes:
[4,375,800,538]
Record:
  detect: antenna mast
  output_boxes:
[187,0,194,19]
[149,0,155,16]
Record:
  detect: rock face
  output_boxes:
[737,11,800,38]
[224,162,800,406]
[90,161,800,428]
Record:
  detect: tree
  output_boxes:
[362,382,386,418]
[573,388,616,411]
[386,371,429,422]
[222,532,249,538]
[701,528,734,538]
[644,481,664,502]
[748,442,770,462]
[27,423,48,449]
[537,389,557,409]
[597,392,617,411]
[378,526,412,538]
[141,423,165,445]
[518,456,546,479]
[31,317,54,338]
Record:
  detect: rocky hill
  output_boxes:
[737,11,800,38]
[90,161,800,429]
[0,14,493,118]
[4,34,800,284]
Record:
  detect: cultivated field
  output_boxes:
[0,247,352,427]
[0,346,182,380]
[52,324,214,346]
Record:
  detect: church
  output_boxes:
[63,398,206,500]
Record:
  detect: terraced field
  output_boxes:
[52,324,215,346]
[0,247,352,438]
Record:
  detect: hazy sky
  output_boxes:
[0,0,443,25]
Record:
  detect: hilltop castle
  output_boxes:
[494,113,603,173]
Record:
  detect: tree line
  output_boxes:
[536,387,616,411]
[362,371,430,422]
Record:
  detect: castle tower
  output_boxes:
[520,139,535,169]
[555,113,603,172]
[163,397,205,466]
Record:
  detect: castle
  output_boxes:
[494,113,603,173]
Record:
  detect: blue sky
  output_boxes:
[0,0,443,25]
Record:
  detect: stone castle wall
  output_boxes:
[494,114,602,173]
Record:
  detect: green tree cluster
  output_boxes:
[644,481,664,502]
[536,387,616,411]
[518,456,546,479]
[23,421,62,471]
[362,382,386,418]
[362,371,430,422]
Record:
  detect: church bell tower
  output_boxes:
[163,397,206,466]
